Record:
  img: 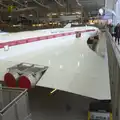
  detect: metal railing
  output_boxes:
[0,87,32,120]
[106,29,120,120]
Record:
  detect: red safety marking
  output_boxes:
[38,36,48,40]
[7,41,17,46]
[0,29,95,49]
[0,44,3,48]
[86,29,95,32]
[81,30,86,33]
[26,37,38,43]
[55,34,63,37]
[47,35,55,39]
[62,33,65,36]
[17,40,27,44]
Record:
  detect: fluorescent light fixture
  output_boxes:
[76,12,81,14]
[8,15,12,18]
[60,13,64,15]
[52,13,57,15]
[72,13,76,15]
[99,8,104,15]
[29,14,33,17]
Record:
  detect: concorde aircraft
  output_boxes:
[0,23,110,100]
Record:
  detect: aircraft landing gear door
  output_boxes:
[76,31,81,38]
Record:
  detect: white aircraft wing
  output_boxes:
[0,32,110,100]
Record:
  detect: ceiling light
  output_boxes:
[99,8,104,15]
[8,15,12,18]
[76,12,81,14]
[29,14,33,17]
[60,13,64,15]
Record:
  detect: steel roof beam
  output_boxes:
[0,2,8,8]
[0,6,37,12]
[54,0,66,7]
[33,0,50,9]
[12,0,26,8]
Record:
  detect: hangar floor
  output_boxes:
[28,87,95,120]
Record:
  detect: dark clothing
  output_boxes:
[114,26,120,38]
[114,26,120,44]
[115,37,120,44]
[108,25,113,35]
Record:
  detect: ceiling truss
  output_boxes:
[54,0,66,7]
[0,0,105,20]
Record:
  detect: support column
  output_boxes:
[114,0,120,24]
[105,0,116,24]
[106,29,120,120]
[105,0,120,24]
[105,0,115,10]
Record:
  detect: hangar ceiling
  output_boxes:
[0,0,105,21]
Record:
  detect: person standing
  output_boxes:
[114,23,120,45]
[108,24,113,35]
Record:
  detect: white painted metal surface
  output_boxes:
[0,26,110,100]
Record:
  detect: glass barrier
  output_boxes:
[105,29,120,120]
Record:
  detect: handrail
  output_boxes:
[106,29,120,54]
[12,0,26,8]
[106,29,120,66]
[0,87,27,114]
[105,28,120,120]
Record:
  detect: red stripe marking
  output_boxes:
[81,30,86,33]
[62,33,65,36]
[17,40,27,44]
[0,29,95,49]
[27,37,38,42]
[7,41,17,46]
[47,35,55,39]
[55,34,63,37]
[39,36,48,40]
[0,44,4,48]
